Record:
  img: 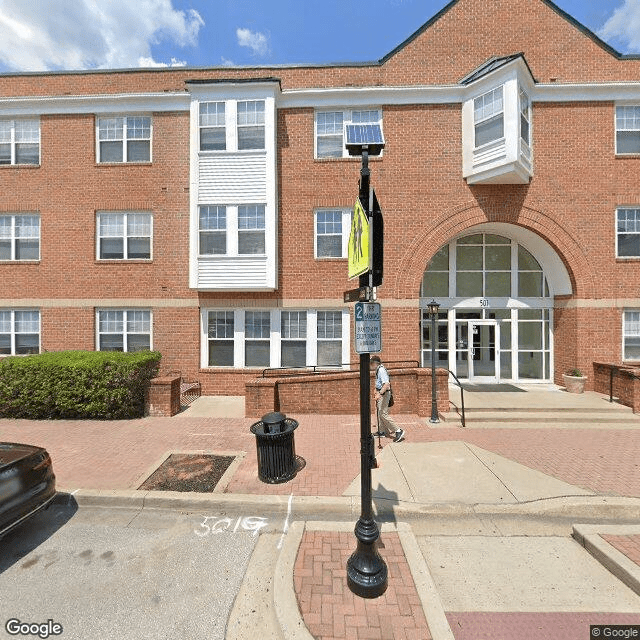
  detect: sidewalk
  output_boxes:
[2,387,640,638]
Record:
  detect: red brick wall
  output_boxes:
[245,368,449,418]
[593,363,640,413]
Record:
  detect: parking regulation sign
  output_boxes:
[354,302,382,354]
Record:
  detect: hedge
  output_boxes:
[0,350,161,419]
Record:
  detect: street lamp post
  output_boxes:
[345,127,388,599]
[428,299,440,424]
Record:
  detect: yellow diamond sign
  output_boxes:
[348,198,370,279]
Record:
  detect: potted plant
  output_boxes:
[563,368,587,393]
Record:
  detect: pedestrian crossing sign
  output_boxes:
[348,198,370,279]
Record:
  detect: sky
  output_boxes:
[0,0,638,73]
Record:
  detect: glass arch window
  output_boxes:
[420,233,552,382]
[421,233,549,300]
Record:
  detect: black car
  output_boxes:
[0,443,56,538]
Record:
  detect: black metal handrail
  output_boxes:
[447,369,466,428]
[261,360,420,378]
[605,364,640,403]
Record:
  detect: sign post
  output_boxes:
[343,125,388,599]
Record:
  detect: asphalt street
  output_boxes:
[0,502,275,640]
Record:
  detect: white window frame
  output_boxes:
[199,101,226,151]
[474,86,504,148]
[0,309,40,355]
[97,115,152,163]
[198,205,227,256]
[616,207,640,258]
[315,109,383,159]
[201,308,349,369]
[0,118,40,166]
[96,309,152,352]
[237,100,265,151]
[281,310,308,368]
[237,204,266,255]
[96,212,152,260]
[616,105,640,155]
[314,208,351,258]
[519,87,531,147]
[623,310,640,361]
[0,214,40,261]
[206,310,235,367]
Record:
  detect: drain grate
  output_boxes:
[138,454,235,492]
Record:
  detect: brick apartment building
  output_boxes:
[1,0,640,396]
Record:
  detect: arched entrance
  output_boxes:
[420,223,571,384]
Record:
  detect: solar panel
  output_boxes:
[344,124,385,156]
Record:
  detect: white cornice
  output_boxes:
[0,92,190,116]
[0,80,639,117]
[279,81,640,108]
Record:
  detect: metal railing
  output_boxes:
[605,364,640,403]
[447,369,466,428]
[261,360,420,378]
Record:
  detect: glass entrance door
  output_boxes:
[467,320,499,382]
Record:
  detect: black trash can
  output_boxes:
[250,412,299,484]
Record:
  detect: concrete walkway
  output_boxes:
[2,386,640,638]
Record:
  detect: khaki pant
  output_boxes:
[376,389,399,436]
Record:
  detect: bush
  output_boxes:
[0,350,161,419]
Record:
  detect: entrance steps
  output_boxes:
[441,385,640,428]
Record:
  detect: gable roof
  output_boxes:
[379,0,639,64]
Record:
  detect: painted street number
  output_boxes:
[354,302,382,354]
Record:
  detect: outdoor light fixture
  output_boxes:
[428,300,441,424]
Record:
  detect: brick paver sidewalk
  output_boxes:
[295,530,431,640]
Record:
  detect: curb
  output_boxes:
[573,523,640,597]
[54,488,640,521]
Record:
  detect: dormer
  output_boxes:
[461,54,535,185]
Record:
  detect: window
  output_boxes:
[199,102,226,151]
[0,310,40,355]
[202,309,347,369]
[0,119,40,165]
[97,212,151,260]
[474,87,504,147]
[624,311,640,360]
[616,106,640,154]
[245,311,270,367]
[97,309,151,351]
[238,205,265,254]
[237,101,265,150]
[199,206,226,255]
[617,208,640,257]
[0,215,40,261]
[519,88,531,146]
[317,311,342,366]
[316,109,382,159]
[98,116,151,163]
[281,311,307,367]
[207,311,234,366]
[315,209,351,258]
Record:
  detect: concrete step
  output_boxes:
[441,406,640,427]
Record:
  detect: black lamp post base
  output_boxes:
[346,518,388,598]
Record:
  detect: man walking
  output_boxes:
[371,355,404,442]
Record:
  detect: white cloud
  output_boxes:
[0,0,204,71]
[599,0,640,53]
[236,27,270,57]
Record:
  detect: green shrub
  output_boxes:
[0,350,161,419]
